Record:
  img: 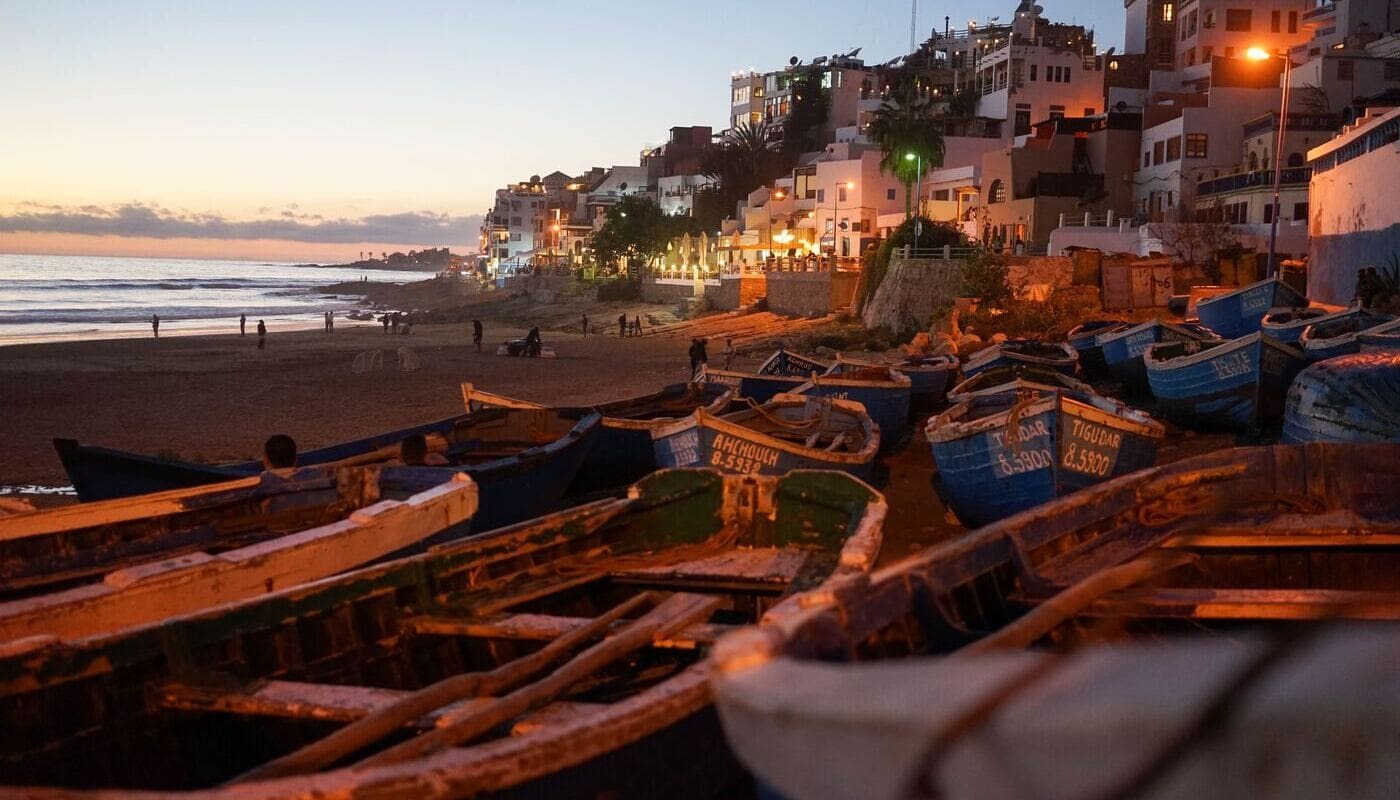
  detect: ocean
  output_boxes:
[0,253,430,345]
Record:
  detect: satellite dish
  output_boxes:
[789,56,800,66]
[813,56,829,65]
[848,47,862,58]
[1114,100,1128,112]
[1106,46,1117,56]
[619,182,629,191]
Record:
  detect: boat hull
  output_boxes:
[1195,277,1306,339]
[797,379,911,446]
[1146,334,1306,430]
[961,341,1079,379]
[1098,320,1213,393]
[1282,351,1400,444]
[929,395,1163,527]
[1067,320,1127,376]
[701,368,806,404]
[652,402,878,480]
[1300,310,1395,361]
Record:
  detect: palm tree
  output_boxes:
[702,121,780,193]
[866,82,946,219]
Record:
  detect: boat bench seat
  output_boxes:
[610,548,810,592]
[403,612,736,650]
[1084,587,1400,621]
[157,680,605,735]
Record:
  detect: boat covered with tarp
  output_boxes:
[0,466,476,644]
[1299,308,1395,361]
[712,442,1400,800]
[54,407,600,533]
[1145,333,1306,430]
[1096,319,1217,393]
[461,382,735,494]
[1282,350,1400,444]
[1194,276,1307,339]
[927,390,1164,527]
[961,339,1079,379]
[652,395,878,479]
[1066,319,1127,376]
[0,469,885,800]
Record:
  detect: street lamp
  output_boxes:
[1248,46,1293,278]
[905,152,925,241]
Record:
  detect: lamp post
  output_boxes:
[905,151,924,242]
[1248,46,1293,279]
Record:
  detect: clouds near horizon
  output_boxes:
[0,202,481,247]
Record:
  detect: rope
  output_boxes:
[741,396,829,431]
[1000,394,1040,457]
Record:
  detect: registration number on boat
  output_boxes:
[1210,351,1253,380]
[708,433,781,474]
[1059,418,1122,478]
[996,448,1053,477]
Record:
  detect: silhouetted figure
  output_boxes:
[525,326,542,358]
[257,319,267,349]
[618,313,627,337]
[391,312,401,334]
[472,319,483,352]
[688,338,709,377]
[262,434,297,469]
[239,314,246,336]
[382,314,390,334]
[722,337,736,370]
[632,315,642,336]
[151,314,160,339]
[581,313,589,337]
[398,433,449,466]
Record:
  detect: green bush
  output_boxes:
[960,249,1012,309]
[857,217,971,311]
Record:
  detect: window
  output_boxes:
[1386,60,1400,81]
[1166,136,1182,161]
[838,185,848,203]
[511,216,522,226]
[1186,9,1198,36]
[1271,10,1280,32]
[1084,107,1096,116]
[1049,105,1066,120]
[1015,104,1032,136]
[1338,60,1354,80]
[732,86,750,104]
[1288,11,1298,33]
[1225,9,1251,32]
[1203,10,1215,29]
[988,180,1007,204]
[1064,67,1072,81]
[1201,46,1213,62]
[1293,202,1308,221]
[1153,141,1165,165]
[1144,151,1152,168]
[887,188,897,201]
[933,189,951,201]
[1030,64,1037,81]
[1287,152,1305,168]
[816,189,825,203]
[1162,2,1173,22]
[1185,133,1208,158]
[511,233,521,242]
[1264,203,1276,224]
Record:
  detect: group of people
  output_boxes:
[617,313,644,337]
[260,432,449,472]
[381,311,410,334]
[236,314,268,348]
[323,311,335,333]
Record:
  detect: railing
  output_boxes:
[898,245,981,260]
[1057,211,1120,228]
[1196,168,1312,197]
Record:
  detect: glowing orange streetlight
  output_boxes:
[1245,45,1292,277]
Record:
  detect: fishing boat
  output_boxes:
[946,364,1095,405]
[1360,318,1400,352]
[54,406,601,532]
[701,366,808,404]
[0,468,886,799]
[756,347,833,377]
[712,443,1400,800]
[1144,333,1307,431]
[1096,319,1217,393]
[828,354,959,410]
[796,366,913,445]
[1260,305,1345,343]
[960,339,1079,379]
[1066,319,1127,376]
[1299,308,1395,361]
[927,390,1164,527]
[652,395,879,479]
[1282,351,1400,444]
[0,466,476,644]
[1194,276,1306,339]
[462,382,735,494]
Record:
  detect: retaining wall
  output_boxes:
[862,258,966,332]
[766,271,859,317]
[639,278,704,305]
[704,275,766,311]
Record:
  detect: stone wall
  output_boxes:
[862,258,966,332]
[704,275,766,311]
[1005,255,1073,301]
[766,271,860,317]
[639,278,704,304]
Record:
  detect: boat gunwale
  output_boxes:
[1143,331,1302,372]
[926,391,1164,444]
[651,396,880,466]
[962,341,1079,375]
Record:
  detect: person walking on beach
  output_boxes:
[688,338,709,378]
[581,313,588,337]
[257,319,267,349]
[472,319,483,352]
[632,315,643,336]
[239,314,246,337]
[151,314,160,339]
[617,313,627,337]
[524,326,542,358]
[262,434,297,470]
[381,313,390,334]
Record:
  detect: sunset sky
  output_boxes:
[0,1,1120,261]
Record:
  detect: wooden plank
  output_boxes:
[1086,587,1400,620]
[614,548,809,585]
[1163,529,1400,548]
[403,612,735,648]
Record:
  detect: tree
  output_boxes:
[780,68,831,163]
[698,121,784,229]
[589,196,699,276]
[866,80,946,219]
[1145,203,1242,282]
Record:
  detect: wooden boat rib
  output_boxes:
[651,395,879,479]
[0,466,476,644]
[54,407,600,532]
[1194,276,1307,339]
[0,469,885,799]
[960,340,1079,379]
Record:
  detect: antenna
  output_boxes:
[910,0,917,52]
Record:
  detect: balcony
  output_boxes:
[1196,168,1312,198]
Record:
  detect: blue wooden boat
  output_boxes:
[1145,333,1307,430]
[1299,308,1395,361]
[756,347,833,377]
[462,382,736,495]
[712,444,1400,800]
[0,468,885,800]
[961,340,1079,379]
[53,407,600,533]
[946,364,1095,405]
[652,395,879,479]
[894,355,961,406]
[0,466,477,644]
[1282,351,1400,444]
[1067,319,1127,376]
[927,390,1164,527]
[1096,319,1217,393]
[1194,277,1307,339]
[701,366,808,404]
[1360,318,1400,352]
[1260,306,1345,344]
[796,366,913,446]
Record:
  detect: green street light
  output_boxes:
[905,153,916,161]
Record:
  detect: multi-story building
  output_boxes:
[1307,103,1400,304]
[657,174,713,216]
[981,112,1143,249]
[1193,111,1339,225]
[1286,0,1400,116]
[1165,0,1314,88]
[480,178,552,273]
[727,54,875,144]
[1124,0,1182,71]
